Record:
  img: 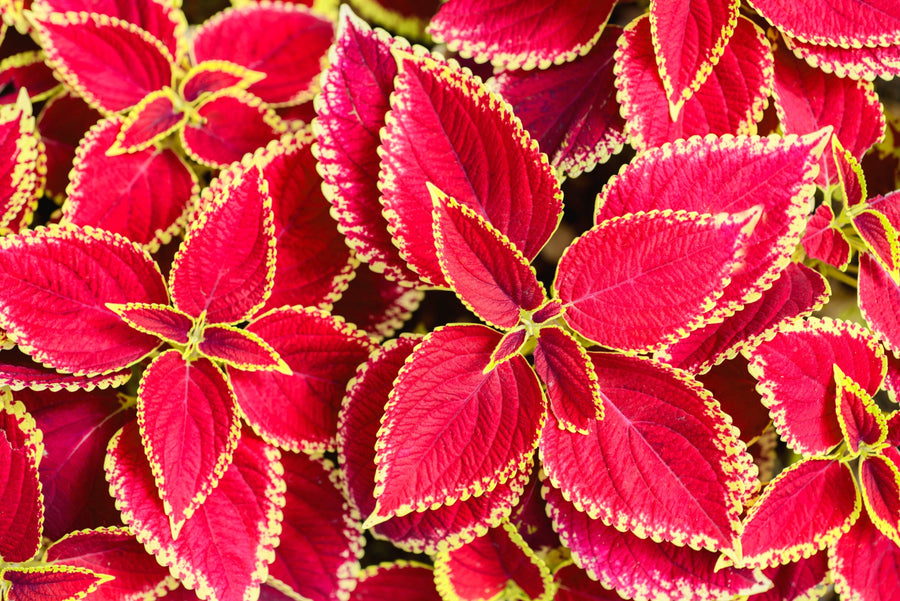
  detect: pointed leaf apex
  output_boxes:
[362,503,392,530]
[803,126,834,158]
[169,514,185,540]
[14,87,30,113]
[668,97,683,122]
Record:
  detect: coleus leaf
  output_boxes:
[740,457,861,568]
[62,115,197,252]
[198,324,289,373]
[0,393,43,562]
[859,253,900,354]
[784,34,900,81]
[595,131,829,317]
[0,50,61,104]
[659,262,829,373]
[268,452,362,601]
[106,303,193,346]
[616,15,772,152]
[486,328,529,372]
[748,0,900,47]
[109,88,185,154]
[429,184,547,329]
[835,137,867,208]
[36,92,101,201]
[555,208,759,353]
[230,306,375,454]
[0,90,43,235]
[852,207,900,279]
[831,508,900,601]
[314,6,420,286]
[350,562,442,601]
[834,365,888,455]
[137,350,241,537]
[758,553,829,601]
[30,9,174,114]
[859,447,900,545]
[191,2,334,106]
[331,262,423,341]
[0,347,131,392]
[0,225,167,375]
[106,422,285,601]
[433,521,552,601]
[540,353,754,554]
[178,60,264,104]
[545,483,769,601]
[45,527,176,601]
[553,564,630,601]
[802,203,852,269]
[338,335,531,553]
[748,317,886,456]
[169,162,275,324]
[379,50,563,287]
[2,566,112,601]
[427,0,616,70]
[491,25,626,178]
[368,324,545,525]
[649,0,741,118]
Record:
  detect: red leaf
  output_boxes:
[369,324,545,524]
[555,208,758,353]
[169,162,275,324]
[784,34,900,81]
[859,448,900,545]
[62,115,197,252]
[137,350,241,537]
[110,88,186,154]
[36,93,101,201]
[379,51,562,287]
[553,564,631,601]
[491,25,626,178]
[0,225,167,375]
[230,307,375,453]
[696,355,771,444]
[198,324,288,373]
[801,203,852,269]
[0,394,43,562]
[616,15,772,151]
[834,366,888,455]
[428,0,615,70]
[351,562,441,601]
[2,566,112,601]
[487,327,528,372]
[31,10,173,114]
[0,347,131,393]
[106,422,285,601]
[191,3,332,105]
[178,61,264,104]
[0,50,62,104]
[107,303,194,346]
[831,512,900,601]
[540,353,754,554]
[331,262,423,341]
[0,91,43,234]
[852,207,900,278]
[757,551,829,601]
[749,0,900,47]
[430,185,546,329]
[740,457,860,568]
[859,252,900,354]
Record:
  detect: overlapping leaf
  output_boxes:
[834,366,887,455]
[784,34,900,81]
[2,566,112,601]
[351,562,442,601]
[110,88,185,154]
[107,303,193,346]
[831,512,900,601]
[0,49,61,104]
[36,93,100,201]
[0,393,43,562]
[748,0,900,47]
[0,90,42,235]
[801,204,852,268]
[0,347,131,392]
[859,448,900,545]
[859,253,900,354]
[178,61,264,104]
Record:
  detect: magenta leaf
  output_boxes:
[169,162,275,324]
[178,61,264,104]
[555,208,758,353]
[351,562,442,601]
[831,512,900,601]
[62,115,197,252]
[784,34,900,81]
[0,50,62,105]
[834,366,888,455]
[758,552,829,601]
[380,50,562,287]
[852,207,900,278]
[0,91,42,235]
[369,324,545,524]
[36,92,101,201]
[541,353,753,554]
[859,253,900,354]
[137,350,241,537]
[428,0,615,70]
[487,327,529,372]
[740,457,860,568]
[230,306,375,454]
[430,184,547,329]
[107,303,194,346]
[0,394,43,562]
[859,448,900,545]
[106,422,284,601]
[749,0,900,47]
[0,348,131,393]
[801,203,852,269]
[198,324,289,373]
[0,225,167,375]
[2,566,112,601]
[110,88,186,154]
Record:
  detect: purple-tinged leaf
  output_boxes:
[659,262,829,373]
[834,365,888,455]
[433,521,552,601]
[45,528,176,601]
[0,394,43,562]
[2,566,112,601]
[106,422,285,601]
[107,303,193,346]
[191,3,333,106]
[369,324,545,525]
[772,43,885,187]
[428,0,615,70]
[696,355,771,444]
[533,325,603,434]
[198,324,289,374]
[0,347,131,392]
[0,50,61,105]
[62,116,197,252]
[380,51,562,287]
[331,262,423,341]
[748,317,885,456]
[231,306,375,454]
[0,225,167,375]
[556,208,757,353]
[596,131,829,319]
[748,0,900,47]
[757,551,829,601]
[430,184,547,329]
[859,245,900,355]
[178,60,264,104]
[268,452,362,601]
[545,484,768,601]
[30,9,173,114]
[169,163,275,324]
[649,0,741,117]
[491,25,625,178]
[36,92,101,201]
[801,204,852,268]
[741,457,860,568]
[859,447,900,546]
[785,34,900,81]
[109,88,185,154]
[351,562,441,601]
[314,6,420,286]
[137,350,241,537]
[831,512,900,601]
[616,15,772,152]
[19,388,131,539]
[0,91,42,235]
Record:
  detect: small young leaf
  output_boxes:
[107,303,194,346]
[0,394,43,562]
[834,365,888,455]
[198,324,289,374]
[110,88,186,154]
[801,204,852,269]
[179,60,265,104]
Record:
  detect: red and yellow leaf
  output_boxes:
[2,566,112,601]
[106,303,194,346]
[859,448,900,546]
[0,393,43,562]
[0,348,131,392]
[801,203,852,269]
[36,92,101,201]
[757,552,830,601]
[785,34,900,81]
[0,50,62,105]
[748,0,900,47]
[834,365,888,455]
[350,562,441,601]
[859,252,900,354]
[178,60,265,104]
[198,324,289,373]
[831,511,900,601]
[0,91,43,235]
[109,88,186,154]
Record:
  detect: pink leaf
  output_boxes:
[110,88,186,154]
[859,448,900,545]
[379,51,562,287]
[831,511,900,601]
[36,93,101,201]
[487,328,528,372]
[107,303,194,346]
[137,350,241,536]
[428,0,616,70]
[0,91,43,234]
[834,366,888,455]
[370,324,545,524]
[351,562,441,601]
[859,253,900,354]
[106,422,285,601]
[0,225,167,375]
[178,61,264,104]
[169,162,275,324]
[852,208,900,278]
[3,566,112,601]
[0,348,131,392]
[748,0,900,47]
[757,552,829,601]
[198,324,288,373]
[553,564,633,601]
[801,203,852,268]
[0,50,62,104]
[0,394,43,562]
[784,34,900,81]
